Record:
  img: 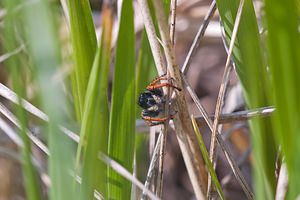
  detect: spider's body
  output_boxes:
[138,74,181,126]
[138,88,165,117]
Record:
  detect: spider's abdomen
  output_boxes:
[138,90,165,109]
[138,92,155,109]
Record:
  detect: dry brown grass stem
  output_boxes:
[151,0,208,199]
[142,133,162,199]
[207,0,247,198]
[0,102,50,155]
[221,147,251,186]
[138,0,207,198]
[136,0,166,76]
[275,162,288,200]
[207,65,232,198]
[156,0,178,196]
[0,83,79,142]
[136,106,275,133]
[99,153,161,200]
[181,0,217,74]
[169,0,177,46]
[195,106,274,126]
[134,3,168,195]
[59,0,70,25]
[182,71,254,199]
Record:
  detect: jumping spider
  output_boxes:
[137,73,182,126]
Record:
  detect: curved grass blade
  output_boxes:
[108,0,136,199]
[76,5,114,199]
[264,0,300,198]
[191,116,225,200]
[66,0,97,119]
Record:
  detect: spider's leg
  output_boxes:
[147,75,168,88]
[142,111,178,126]
[142,111,177,122]
[147,83,182,91]
[144,120,163,127]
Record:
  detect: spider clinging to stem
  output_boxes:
[137,73,182,126]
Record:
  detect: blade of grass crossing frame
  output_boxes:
[77,6,114,199]
[108,0,136,199]
[264,0,300,198]
[216,0,277,198]
[3,1,42,200]
[66,0,97,120]
[191,116,225,200]
[21,1,78,200]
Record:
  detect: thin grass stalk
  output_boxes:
[181,0,217,74]
[0,81,274,136]
[141,133,162,200]
[138,0,207,197]
[191,116,225,200]
[0,83,80,142]
[155,0,176,196]
[207,0,244,197]
[100,153,161,200]
[216,0,278,198]
[135,0,170,196]
[182,74,254,199]
[275,163,288,200]
[59,0,70,25]
[136,0,167,76]
[207,65,232,198]
[156,93,169,198]
[151,0,209,198]
[221,147,251,186]
[0,116,23,147]
[0,102,50,155]
[0,118,48,188]
[135,5,169,189]
[169,0,177,46]
[194,106,275,126]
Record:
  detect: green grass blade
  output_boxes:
[136,30,157,116]
[21,1,78,200]
[3,1,42,200]
[216,0,277,198]
[67,0,97,119]
[76,7,113,199]
[108,0,136,199]
[264,0,300,198]
[191,116,225,200]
